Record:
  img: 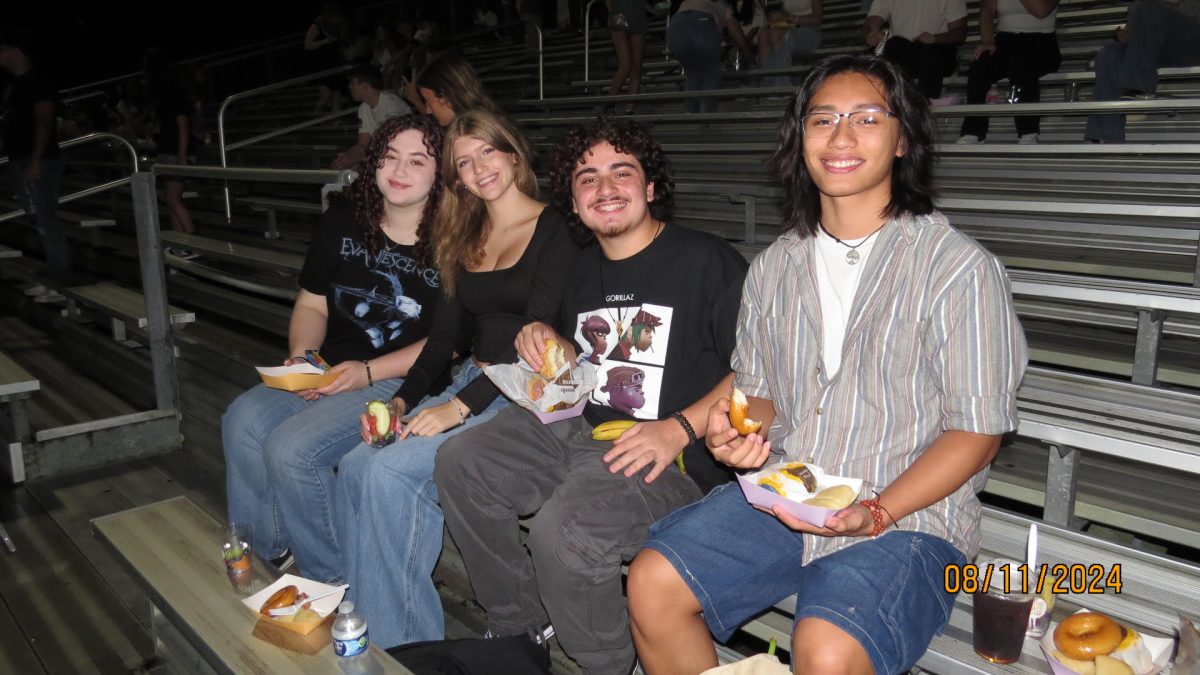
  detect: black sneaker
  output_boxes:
[270,550,296,573]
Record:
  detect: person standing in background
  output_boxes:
[1,29,70,303]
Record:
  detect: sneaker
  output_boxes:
[956,135,983,145]
[33,290,66,304]
[270,550,296,573]
[22,284,47,297]
[1018,133,1040,145]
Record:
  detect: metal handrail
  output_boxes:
[525,20,545,101]
[584,0,601,84]
[217,65,352,220]
[226,108,357,153]
[154,164,351,186]
[0,132,139,224]
[521,87,1200,113]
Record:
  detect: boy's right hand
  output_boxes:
[706,397,770,469]
[515,321,568,372]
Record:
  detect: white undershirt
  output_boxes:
[813,225,880,377]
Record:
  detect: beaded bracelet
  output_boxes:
[859,497,897,538]
[671,412,698,445]
[363,360,374,387]
[450,397,468,424]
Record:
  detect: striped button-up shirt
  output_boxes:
[733,211,1028,564]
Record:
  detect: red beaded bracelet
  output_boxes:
[859,499,893,537]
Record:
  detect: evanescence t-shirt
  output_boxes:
[298,199,440,365]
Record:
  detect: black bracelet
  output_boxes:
[671,412,698,445]
[363,360,374,387]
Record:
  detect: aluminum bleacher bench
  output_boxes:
[159,231,304,274]
[739,507,1200,674]
[0,245,21,259]
[64,281,196,343]
[0,350,38,484]
[237,196,324,239]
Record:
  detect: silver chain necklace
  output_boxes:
[817,222,885,265]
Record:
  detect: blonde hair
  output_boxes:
[416,51,502,119]
[433,110,537,295]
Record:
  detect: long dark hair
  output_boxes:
[771,54,937,237]
[549,116,675,245]
[344,114,444,264]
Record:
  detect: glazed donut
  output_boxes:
[1054,612,1124,661]
[729,387,762,436]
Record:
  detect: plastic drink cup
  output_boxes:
[221,522,253,574]
[365,400,399,448]
[972,559,1035,664]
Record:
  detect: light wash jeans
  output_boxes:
[761,26,821,88]
[1085,0,1200,142]
[222,377,403,582]
[335,361,509,648]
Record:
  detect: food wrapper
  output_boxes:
[256,362,337,391]
[737,462,863,527]
[484,357,598,423]
[1039,610,1173,675]
[241,574,346,635]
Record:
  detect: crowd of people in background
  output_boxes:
[3,1,1199,673]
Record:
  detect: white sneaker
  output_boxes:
[1018,133,1040,145]
[956,135,983,145]
[23,284,47,296]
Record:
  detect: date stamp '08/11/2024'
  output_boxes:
[943,563,1123,595]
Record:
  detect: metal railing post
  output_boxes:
[585,0,600,83]
[218,65,351,222]
[132,171,180,412]
[527,21,544,100]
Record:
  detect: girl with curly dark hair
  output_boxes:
[223,114,447,585]
[333,109,579,649]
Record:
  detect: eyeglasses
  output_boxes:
[801,109,897,136]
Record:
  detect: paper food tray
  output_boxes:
[737,463,864,527]
[1039,610,1173,675]
[256,364,338,391]
[484,357,597,424]
[241,574,347,635]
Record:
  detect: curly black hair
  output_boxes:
[548,116,675,245]
[771,54,937,237]
[339,114,445,265]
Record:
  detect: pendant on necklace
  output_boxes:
[615,321,625,336]
[845,249,860,265]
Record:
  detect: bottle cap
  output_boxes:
[338,601,354,613]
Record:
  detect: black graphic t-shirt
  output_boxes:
[560,223,748,492]
[298,200,441,366]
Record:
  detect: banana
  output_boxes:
[591,420,637,441]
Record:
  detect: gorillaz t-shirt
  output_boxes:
[560,223,748,492]
[298,199,441,365]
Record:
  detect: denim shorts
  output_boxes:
[644,483,966,674]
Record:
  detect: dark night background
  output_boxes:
[5,1,453,89]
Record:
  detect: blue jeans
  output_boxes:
[761,26,821,88]
[7,157,70,276]
[1085,0,1200,142]
[222,376,403,582]
[335,362,509,649]
[667,11,724,113]
[644,483,967,675]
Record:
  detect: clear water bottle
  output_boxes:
[332,601,369,657]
